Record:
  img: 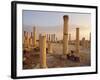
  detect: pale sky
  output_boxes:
[23,10,91,40]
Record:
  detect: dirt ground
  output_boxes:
[23,43,91,69]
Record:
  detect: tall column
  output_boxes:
[63,15,69,55]
[40,34,47,68]
[33,27,36,48]
[76,28,80,54]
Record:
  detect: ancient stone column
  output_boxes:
[85,40,89,48]
[48,41,53,54]
[56,37,57,43]
[29,32,33,49]
[24,31,28,38]
[51,34,53,42]
[49,34,50,42]
[69,34,71,44]
[89,32,91,41]
[33,27,36,48]
[76,28,80,54]
[69,34,71,41]
[40,34,47,68]
[24,31,28,47]
[50,34,51,42]
[63,15,69,55]
[23,31,27,47]
[27,32,30,49]
[82,37,85,48]
[46,34,48,42]
[39,34,42,49]
[23,31,30,51]
[53,34,55,42]
[89,33,91,48]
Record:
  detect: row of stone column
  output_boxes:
[23,27,37,50]
[23,31,52,68]
[23,27,58,51]
[46,34,57,42]
[39,15,80,68]
[47,33,71,43]
[23,15,91,68]
[81,36,91,48]
[63,15,91,55]
[63,15,80,56]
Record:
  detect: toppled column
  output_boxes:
[63,15,69,55]
[33,27,36,48]
[76,28,80,54]
[40,34,47,68]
